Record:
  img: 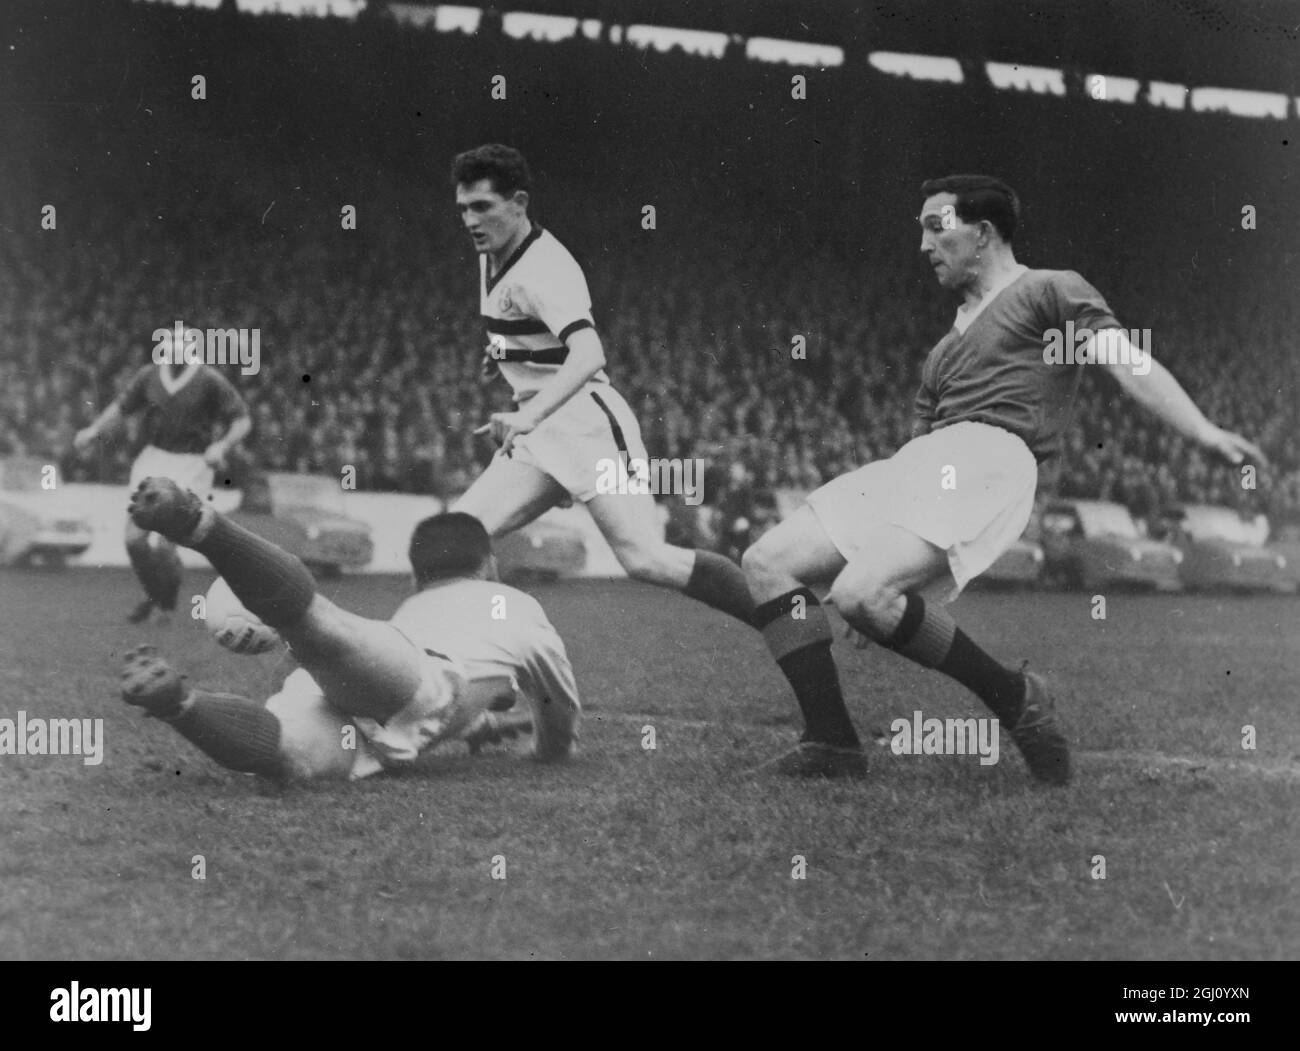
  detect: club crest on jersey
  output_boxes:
[498,287,514,312]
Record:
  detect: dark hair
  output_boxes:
[920,174,1020,243]
[451,143,533,197]
[409,512,492,585]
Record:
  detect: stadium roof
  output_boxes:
[392,0,1300,95]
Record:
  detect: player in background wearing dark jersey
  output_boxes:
[742,175,1263,782]
[74,327,251,623]
[448,145,754,627]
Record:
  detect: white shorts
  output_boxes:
[805,421,1038,600]
[509,384,649,502]
[129,445,215,498]
[265,645,471,781]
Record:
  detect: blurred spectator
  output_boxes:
[2,0,1295,547]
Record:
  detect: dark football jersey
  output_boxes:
[914,269,1121,462]
[116,364,247,454]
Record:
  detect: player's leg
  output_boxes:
[585,492,755,623]
[741,506,867,772]
[129,476,423,723]
[451,455,566,537]
[502,386,755,622]
[123,517,180,623]
[120,645,294,779]
[150,536,182,614]
[121,647,357,781]
[830,524,1069,784]
[122,643,519,781]
[125,447,198,622]
[123,516,158,621]
[124,450,161,621]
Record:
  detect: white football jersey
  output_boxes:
[480,224,610,398]
[390,578,581,719]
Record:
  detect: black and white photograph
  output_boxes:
[0,0,1296,983]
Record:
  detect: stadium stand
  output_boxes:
[1,0,1295,549]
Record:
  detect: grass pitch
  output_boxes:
[0,568,1296,959]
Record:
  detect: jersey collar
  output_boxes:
[158,360,203,394]
[953,264,1029,334]
[485,223,543,294]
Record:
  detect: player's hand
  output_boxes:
[73,427,97,455]
[202,441,228,469]
[842,622,873,650]
[1200,425,1267,469]
[475,409,538,456]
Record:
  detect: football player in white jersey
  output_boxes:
[119,478,580,781]
[448,145,754,626]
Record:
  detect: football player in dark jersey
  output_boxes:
[75,327,250,623]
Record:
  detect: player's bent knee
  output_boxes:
[610,542,669,583]
[741,533,789,587]
[829,570,893,626]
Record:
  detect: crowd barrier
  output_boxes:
[53,483,642,577]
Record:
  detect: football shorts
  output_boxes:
[805,421,1037,601]
[129,445,215,498]
[508,384,649,502]
[265,644,472,780]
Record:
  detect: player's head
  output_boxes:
[154,325,206,367]
[452,144,533,256]
[918,175,1020,290]
[409,512,498,588]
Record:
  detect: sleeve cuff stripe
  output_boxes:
[558,319,594,343]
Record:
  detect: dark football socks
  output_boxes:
[684,550,756,624]
[186,513,316,630]
[754,587,860,748]
[152,543,182,611]
[169,692,285,780]
[127,541,172,608]
[861,591,1026,723]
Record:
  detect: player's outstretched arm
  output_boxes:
[476,328,606,453]
[204,412,252,468]
[1095,329,1266,468]
[73,402,125,454]
[203,371,253,467]
[519,619,582,761]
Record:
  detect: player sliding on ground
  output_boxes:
[742,175,1264,784]
[119,478,580,781]
[449,144,754,626]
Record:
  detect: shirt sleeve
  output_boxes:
[207,369,248,424]
[521,255,596,343]
[1039,270,1122,333]
[912,360,939,439]
[515,602,582,757]
[115,367,152,415]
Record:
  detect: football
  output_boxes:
[203,577,282,655]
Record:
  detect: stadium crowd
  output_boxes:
[2,0,1296,546]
